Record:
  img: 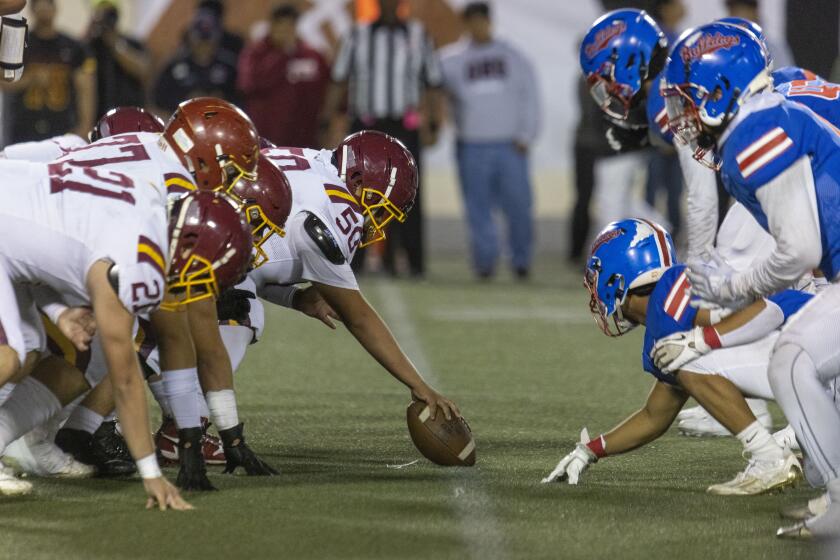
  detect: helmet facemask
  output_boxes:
[662,83,722,169]
[162,250,220,311]
[587,60,638,121]
[244,202,285,269]
[584,258,637,337]
[357,167,408,248]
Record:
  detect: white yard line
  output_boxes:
[372,280,508,560]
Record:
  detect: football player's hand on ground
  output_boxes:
[57,306,96,351]
[686,251,751,310]
[216,288,255,323]
[411,384,461,421]
[541,428,597,485]
[143,476,193,511]
[651,326,712,374]
[294,286,341,329]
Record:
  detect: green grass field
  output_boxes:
[0,258,826,559]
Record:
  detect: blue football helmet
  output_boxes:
[662,22,770,168]
[717,17,771,65]
[585,219,677,337]
[580,9,667,121]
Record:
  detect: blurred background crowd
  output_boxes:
[1,0,838,280]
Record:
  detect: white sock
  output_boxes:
[62,405,104,434]
[0,382,16,406]
[205,390,239,431]
[737,420,784,462]
[148,378,172,419]
[162,368,201,429]
[746,398,769,416]
[0,377,61,453]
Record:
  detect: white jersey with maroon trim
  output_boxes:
[51,132,197,200]
[1,134,88,162]
[255,147,362,290]
[0,158,168,316]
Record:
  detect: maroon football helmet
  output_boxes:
[334,130,418,247]
[163,191,253,309]
[229,153,293,268]
[89,106,165,142]
[162,97,260,191]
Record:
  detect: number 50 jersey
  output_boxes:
[252,147,363,290]
[0,156,169,316]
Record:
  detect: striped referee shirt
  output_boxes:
[332,19,442,121]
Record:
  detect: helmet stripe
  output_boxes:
[638,218,672,266]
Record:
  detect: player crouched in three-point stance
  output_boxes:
[542,219,803,496]
[662,23,840,538]
[204,131,462,446]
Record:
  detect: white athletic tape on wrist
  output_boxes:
[136,453,162,479]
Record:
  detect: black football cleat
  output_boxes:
[218,423,279,476]
[55,427,136,477]
[176,427,217,491]
[92,421,133,463]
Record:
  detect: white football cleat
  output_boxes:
[707,453,802,496]
[772,425,801,453]
[678,404,772,438]
[4,428,94,479]
[781,492,830,521]
[677,405,705,422]
[0,461,32,496]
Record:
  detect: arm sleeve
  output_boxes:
[257,284,299,309]
[677,144,719,260]
[715,300,785,348]
[331,29,356,83]
[730,156,823,298]
[516,49,541,145]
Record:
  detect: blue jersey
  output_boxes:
[719,92,840,279]
[643,265,698,385]
[641,265,812,384]
[775,77,840,130]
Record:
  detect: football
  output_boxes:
[406,400,476,466]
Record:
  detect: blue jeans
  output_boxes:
[456,142,534,274]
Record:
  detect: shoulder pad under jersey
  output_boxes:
[303,212,346,265]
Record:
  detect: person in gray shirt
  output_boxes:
[440,2,540,280]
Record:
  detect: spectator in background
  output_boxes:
[86,0,150,117]
[238,4,329,148]
[196,0,243,60]
[727,0,793,67]
[1,0,96,143]
[323,0,444,279]
[645,0,685,243]
[152,8,238,113]
[439,2,539,280]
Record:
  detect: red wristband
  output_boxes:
[586,435,607,458]
[702,326,722,349]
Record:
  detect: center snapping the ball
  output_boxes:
[406,401,476,466]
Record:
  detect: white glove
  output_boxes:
[651,326,712,374]
[541,428,598,485]
[686,251,751,310]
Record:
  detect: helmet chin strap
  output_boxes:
[383,168,397,199]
